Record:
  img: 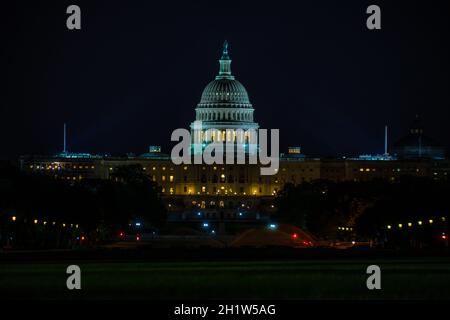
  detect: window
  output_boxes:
[169,175,174,182]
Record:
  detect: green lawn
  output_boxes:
[1,259,450,299]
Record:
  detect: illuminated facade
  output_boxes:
[18,42,449,223]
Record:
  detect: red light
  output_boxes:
[442,235,447,240]
[136,235,141,241]
[81,236,85,241]
[119,232,124,237]
[292,233,298,239]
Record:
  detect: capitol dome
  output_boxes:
[198,79,251,107]
[194,41,257,124]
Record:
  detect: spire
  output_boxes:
[216,40,234,80]
[63,123,67,154]
[221,40,230,59]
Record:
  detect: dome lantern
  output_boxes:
[216,40,234,80]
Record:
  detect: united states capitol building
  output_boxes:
[19,42,449,222]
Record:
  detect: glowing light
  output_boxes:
[62,223,66,227]
[268,223,277,230]
[292,233,298,239]
[418,221,422,225]
[81,236,85,241]
[202,223,209,228]
[136,235,141,241]
[408,222,412,227]
[398,224,403,228]
[43,221,47,225]
[429,219,433,224]
[11,216,16,222]
[135,222,141,227]
[387,225,392,229]
[34,219,38,224]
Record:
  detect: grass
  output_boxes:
[1,258,450,300]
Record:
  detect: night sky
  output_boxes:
[1,0,449,159]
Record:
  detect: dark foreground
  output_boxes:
[1,248,450,300]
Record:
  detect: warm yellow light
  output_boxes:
[75,224,79,229]
[398,224,403,228]
[12,216,17,221]
[408,223,412,227]
[43,221,47,225]
[62,223,66,227]
[418,221,422,225]
[387,225,392,229]
[429,219,433,224]
[34,219,38,224]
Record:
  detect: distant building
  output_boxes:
[393,116,446,159]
